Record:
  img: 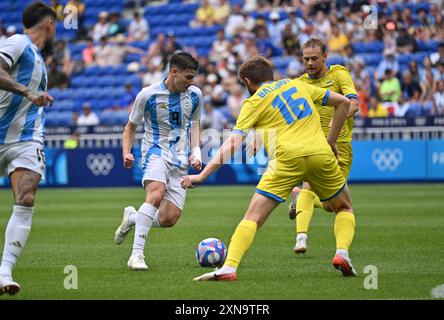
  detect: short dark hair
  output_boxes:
[303,38,327,54]
[23,2,57,29]
[238,56,274,85]
[169,52,199,71]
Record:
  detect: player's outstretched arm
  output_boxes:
[122,121,137,168]
[181,132,244,188]
[0,59,53,107]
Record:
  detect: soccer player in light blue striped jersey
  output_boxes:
[114,52,203,270]
[0,2,56,295]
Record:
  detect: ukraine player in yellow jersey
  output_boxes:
[288,38,360,255]
[181,56,358,281]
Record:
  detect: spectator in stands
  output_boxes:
[224,4,245,38]
[328,24,349,56]
[47,58,69,89]
[355,79,369,117]
[433,80,444,115]
[256,28,274,58]
[128,12,149,42]
[77,102,100,126]
[420,71,436,115]
[94,36,112,67]
[92,11,110,42]
[118,83,138,110]
[437,59,444,81]
[430,43,444,67]
[375,48,400,82]
[166,31,182,52]
[379,69,401,116]
[210,29,230,62]
[286,8,306,35]
[430,11,444,40]
[50,0,65,22]
[414,8,434,41]
[287,50,304,78]
[282,24,300,56]
[367,96,389,118]
[66,0,86,34]
[408,60,421,83]
[201,99,227,131]
[400,71,422,116]
[214,0,231,24]
[396,25,418,54]
[267,11,284,48]
[312,10,331,41]
[108,34,144,66]
[52,40,74,78]
[420,57,440,82]
[400,7,414,31]
[142,62,164,87]
[63,131,80,149]
[192,0,216,27]
[226,84,245,122]
[108,13,126,39]
[82,37,95,66]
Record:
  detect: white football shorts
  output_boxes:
[0,141,45,178]
[141,154,187,210]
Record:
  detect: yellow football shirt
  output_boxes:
[298,65,358,143]
[233,78,333,161]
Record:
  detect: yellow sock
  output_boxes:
[224,219,257,269]
[313,194,322,209]
[296,189,317,233]
[334,211,356,251]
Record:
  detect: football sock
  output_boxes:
[216,265,237,275]
[223,219,257,269]
[151,210,161,228]
[0,206,33,276]
[334,211,356,251]
[296,189,317,233]
[128,212,137,227]
[132,203,157,256]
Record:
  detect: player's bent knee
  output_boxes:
[159,214,180,227]
[16,192,35,207]
[145,194,164,207]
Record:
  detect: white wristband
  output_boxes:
[192,146,201,162]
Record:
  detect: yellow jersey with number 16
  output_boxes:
[233,78,333,162]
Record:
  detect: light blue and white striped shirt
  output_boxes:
[129,80,203,170]
[0,34,48,145]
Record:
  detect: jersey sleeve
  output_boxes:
[336,68,358,100]
[0,35,28,68]
[190,87,203,121]
[296,80,331,106]
[232,99,260,136]
[128,91,148,125]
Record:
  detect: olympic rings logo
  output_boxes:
[371,148,403,172]
[86,153,115,176]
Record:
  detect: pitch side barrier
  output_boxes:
[0,139,443,188]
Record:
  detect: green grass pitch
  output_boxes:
[0,184,443,300]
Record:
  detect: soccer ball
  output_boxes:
[196,238,227,267]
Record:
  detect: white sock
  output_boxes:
[336,248,349,259]
[151,210,161,227]
[216,265,237,275]
[0,206,34,276]
[131,203,157,256]
[128,213,137,227]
